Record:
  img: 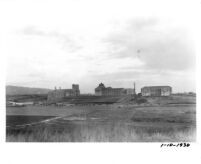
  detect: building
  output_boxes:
[72,84,80,96]
[47,84,80,102]
[141,86,172,96]
[95,83,134,96]
[95,83,124,96]
[125,88,135,95]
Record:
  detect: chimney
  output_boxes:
[55,86,57,90]
[134,82,136,95]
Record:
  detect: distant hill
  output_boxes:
[6,85,52,95]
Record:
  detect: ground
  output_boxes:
[6,95,196,142]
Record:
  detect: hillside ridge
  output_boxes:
[6,85,52,95]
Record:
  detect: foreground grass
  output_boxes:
[6,103,196,142]
[6,122,196,142]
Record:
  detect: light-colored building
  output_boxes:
[47,84,80,102]
[141,86,172,96]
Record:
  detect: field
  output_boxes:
[6,101,196,142]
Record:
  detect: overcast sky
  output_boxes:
[1,0,196,93]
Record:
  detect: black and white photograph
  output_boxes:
[0,0,201,163]
[2,0,197,143]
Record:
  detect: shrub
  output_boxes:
[136,98,147,104]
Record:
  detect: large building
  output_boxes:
[95,83,135,96]
[47,84,80,102]
[141,86,172,96]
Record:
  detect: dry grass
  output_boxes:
[6,102,196,142]
[6,122,196,142]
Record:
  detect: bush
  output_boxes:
[136,98,147,104]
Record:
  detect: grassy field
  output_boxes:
[6,104,196,142]
[6,121,195,142]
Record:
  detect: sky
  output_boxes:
[0,0,197,93]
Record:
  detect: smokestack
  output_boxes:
[55,86,57,90]
[134,82,136,95]
[59,87,61,90]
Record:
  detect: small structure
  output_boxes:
[6,101,34,107]
[141,86,172,96]
[47,84,80,102]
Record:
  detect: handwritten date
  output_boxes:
[161,143,190,147]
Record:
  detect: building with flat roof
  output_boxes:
[141,86,172,96]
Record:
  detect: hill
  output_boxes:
[6,94,48,102]
[6,85,52,95]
